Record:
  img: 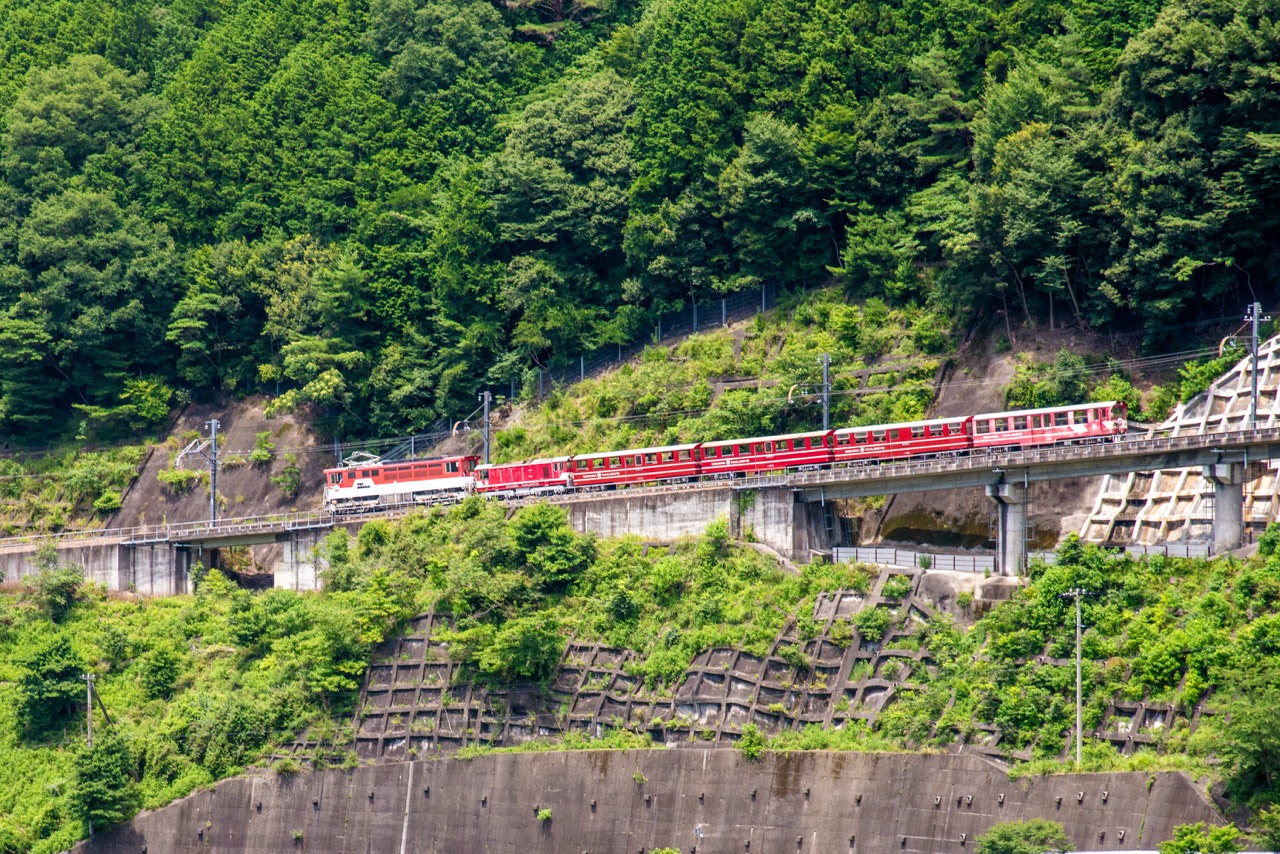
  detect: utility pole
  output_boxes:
[85,673,94,748]
[1246,302,1271,429]
[1061,588,1089,767]
[480,391,491,464]
[821,353,831,431]
[204,419,219,525]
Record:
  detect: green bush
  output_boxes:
[156,467,203,494]
[249,432,275,465]
[92,490,123,514]
[852,606,892,643]
[974,819,1071,854]
[70,733,141,830]
[882,574,913,601]
[737,723,767,761]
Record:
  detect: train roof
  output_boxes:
[972,400,1123,420]
[323,452,477,473]
[701,430,831,448]
[571,443,701,461]
[833,415,971,433]
[476,456,571,470]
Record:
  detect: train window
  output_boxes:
[1055,412,1069,426]
[872,431,886,442]
[837,434,850,446]
[360,470,370,478]
[661,452,673,463]
[1013,417,1026,430]
[678,450,690,461]
[975,421,989,434]
[911,427,925,438]
[855,432,867,443]
[736,445,747,456]
[1073,410,1088,424]
[370,469,380,477]
[765,442,774,453]
[329,473,342,485]
[609,457,619,468]
[446,461,459,473]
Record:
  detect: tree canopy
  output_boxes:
[0,0,1275,438]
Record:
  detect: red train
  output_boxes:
[322,401,1127,513]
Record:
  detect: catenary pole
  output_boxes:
[481,391,491,465]
[205,419,219,524]
[821,353,830,431]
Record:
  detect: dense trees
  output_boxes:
[0,0,1275,439]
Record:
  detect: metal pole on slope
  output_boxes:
[480,391,491,465]
[1247,302,1270,429]
[205,419,219,525]
[821,353,830,431]
[85,673,93,749]
[1061,588,1089,767]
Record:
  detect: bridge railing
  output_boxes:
[833,541,1214,572]
[2,425,1275,550]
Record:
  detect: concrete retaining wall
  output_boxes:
[75,749,1221,853]
[567,486,828,561]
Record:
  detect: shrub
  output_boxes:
[1157,822,1240,854]
[537,808,552,822]
[93,490,123,514]
[16,631,85,736]
[157,467,202,494]
[249,432,275,465]
[737,723,767,761]
[70,732,141,829]
[974,819,1071,854]
[271,453,301,496]
[852,606,892,642]
[882,574,913,601]
[27,554,83,622]
[777,643,810,670]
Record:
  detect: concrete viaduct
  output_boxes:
[3,425,1278,593]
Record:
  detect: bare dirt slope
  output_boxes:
[870,327,1104,550]
[110,397,328,529]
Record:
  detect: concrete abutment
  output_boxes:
[565,485,829,562]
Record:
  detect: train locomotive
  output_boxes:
[322,400,1127,514]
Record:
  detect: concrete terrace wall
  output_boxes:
[76,749,1222,854]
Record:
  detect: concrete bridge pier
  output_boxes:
[276,527,329,591]
[986,482,1028,576]
[1203,462,1244,552]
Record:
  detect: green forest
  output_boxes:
[0,0,1276,441]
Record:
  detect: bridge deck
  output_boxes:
[1,426,1275,549]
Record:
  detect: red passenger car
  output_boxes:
[970,401,1127,451]
[568,443,701,488]
[697,431,831,477]
[475,456,572,497]
[831,416,972,465]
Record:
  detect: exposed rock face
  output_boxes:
[74,749,1222,854]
